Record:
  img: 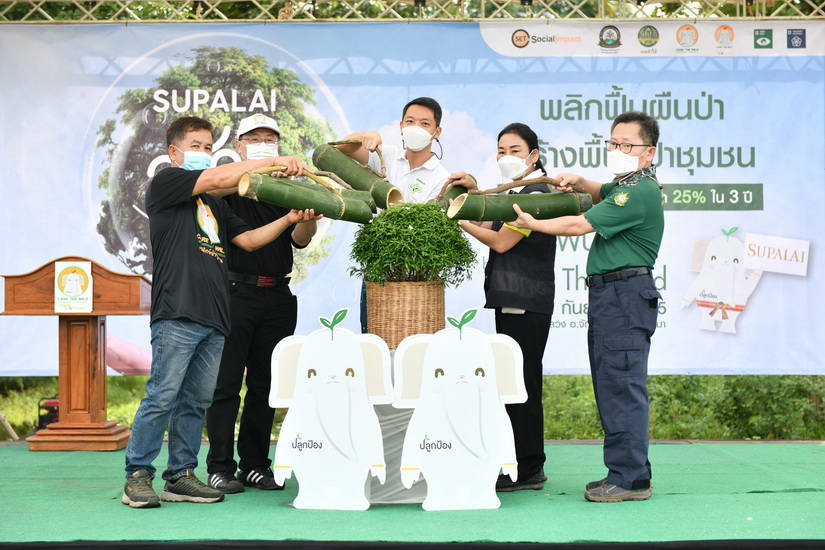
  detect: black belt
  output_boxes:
[228,272,291,288]
[586,267,650,288]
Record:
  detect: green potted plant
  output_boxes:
[349,202,477,349]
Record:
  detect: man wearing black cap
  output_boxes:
[205,113,320,495]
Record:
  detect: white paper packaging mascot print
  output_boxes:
[393,310,527,511]
[682,227,762,333]
[269,309,393,510]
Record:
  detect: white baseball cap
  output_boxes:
[237,114,280,139]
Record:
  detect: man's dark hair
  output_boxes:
[402,97,442,128]
[611,111,659,147]
[167,116,214,147]
[497,122,547,176]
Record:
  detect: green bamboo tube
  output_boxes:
[276,177,377,212]
[312,144,403,209]
[435,184,468,209]
[238,172,374,224]
[446,192,593,222]
[341,190,376,212]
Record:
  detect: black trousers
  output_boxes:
[495,308,551,479]
[206,282,297,474]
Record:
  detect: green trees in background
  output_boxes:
[2,375,823,442]
[3,1,823,22]
[95,46,333,277]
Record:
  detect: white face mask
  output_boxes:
[606,147,647,177]
[244,142,279,160]
[497,152,534,181]
[401,125,435,152]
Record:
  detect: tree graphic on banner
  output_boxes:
[95,46,334,276]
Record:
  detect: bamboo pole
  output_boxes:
[435,183,468,209]
[446,191,593,222]
[238,172,374,224]
[270,176,377,213]
[312,144,403,209]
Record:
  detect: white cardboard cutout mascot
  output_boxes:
[682,227,763,333]
[269,309,392,510]
[392,310,527,510]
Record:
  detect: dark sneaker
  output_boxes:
[496,471,545,492]
[208,471,244,494]
[586,477,653,492]
[586,477,608,491]
[585,482,651,502]
[161,469,225,503]
[122,469,160,509]
[238,466,284,490]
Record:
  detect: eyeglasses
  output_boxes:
[240,137,280,145]
[604,140,649,154]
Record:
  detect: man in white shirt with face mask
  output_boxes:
[205,113,321,496]
[337,97,475,203]
[336,98,476,505]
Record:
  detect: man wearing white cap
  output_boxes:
[205,113,320,495]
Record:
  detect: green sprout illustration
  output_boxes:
[447,308,478,340]
[722,226,739,239]
[319,308,348,340]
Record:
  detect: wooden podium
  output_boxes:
[3,257,151,451]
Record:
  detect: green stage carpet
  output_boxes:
[0,441,823,545]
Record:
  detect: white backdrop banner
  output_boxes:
[0,21,822,375]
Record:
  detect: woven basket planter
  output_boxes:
[366,281,445,350]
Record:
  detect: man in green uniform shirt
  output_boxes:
[512,111,664,503]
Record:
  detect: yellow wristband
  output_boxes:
[503,223,530,237]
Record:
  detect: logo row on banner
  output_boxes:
[480,21,823,57]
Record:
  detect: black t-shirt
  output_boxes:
[222,194,307,277]
[145,167,250,336]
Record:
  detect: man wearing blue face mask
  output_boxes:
[122,116,318,509]
[205,114,319,495]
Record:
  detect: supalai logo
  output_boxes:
[599,25,622,49]
[638,25,660,48]
[512,29,530,49]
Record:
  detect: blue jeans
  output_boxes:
[125,319,225,481]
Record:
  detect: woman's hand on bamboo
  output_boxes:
[446,172,478,192]
[511,204,535,230]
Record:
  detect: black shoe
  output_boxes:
[161,469,224,503]
[238,466,284,490]
[208,471,244,494]
[496,472,545,492]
